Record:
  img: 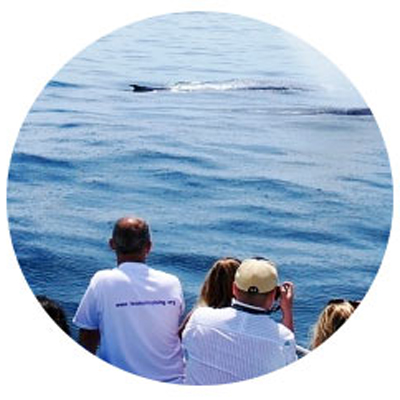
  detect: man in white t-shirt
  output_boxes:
[182,258,297,385]
[73,217,185,383]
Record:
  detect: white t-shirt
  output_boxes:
[73,262,185,383]
[182,303,297,385]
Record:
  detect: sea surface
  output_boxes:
[7,12,392,348]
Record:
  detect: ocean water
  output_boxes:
[7,12,392,348]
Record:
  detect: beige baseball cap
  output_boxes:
[234,258,278,294]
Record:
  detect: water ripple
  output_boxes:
[46,80,84,90]
[11,152,73,169]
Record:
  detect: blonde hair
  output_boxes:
[198,257,241,308]
[311,301,356,349]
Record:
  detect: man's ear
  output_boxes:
[109,238,116,250]
[264,289,276,309]
[146,240,152,255]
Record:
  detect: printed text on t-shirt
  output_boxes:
[115,299,177,308]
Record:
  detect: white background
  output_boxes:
[1,1,398,398]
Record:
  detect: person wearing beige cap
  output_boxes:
[234,258,294,332]
[182,258,297,385]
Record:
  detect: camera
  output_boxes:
[275,285,281,300]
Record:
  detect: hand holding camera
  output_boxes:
[278,281,294,308]
[276,281,294,332]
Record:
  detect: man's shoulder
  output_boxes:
[276,322,296,340]
[93,267,119,278]
[189,307,295,341]
[244,314,295,342]
[148,266,182,285]
[89,267,123,285]
[190,306,234,324]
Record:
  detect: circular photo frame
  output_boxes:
[6,11,393,386]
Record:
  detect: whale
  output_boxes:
[129,83,372,116]
[130,84,168,92]
[311,107,373,116]
[325,107,372,116]
[130,82,302,93]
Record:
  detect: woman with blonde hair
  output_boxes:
[179,257,241,336]
[310,299,359,349]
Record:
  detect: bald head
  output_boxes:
[111,217,151,256]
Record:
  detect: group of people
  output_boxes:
[37,216,359,385]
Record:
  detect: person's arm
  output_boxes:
[279,282,294,332]
[178,309,193,339]
[79,328,100,354]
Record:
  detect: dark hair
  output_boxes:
[36,295,70,335]
[198,257,241,308]
[112,217,151,254]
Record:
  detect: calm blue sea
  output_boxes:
[7,12,392,347]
